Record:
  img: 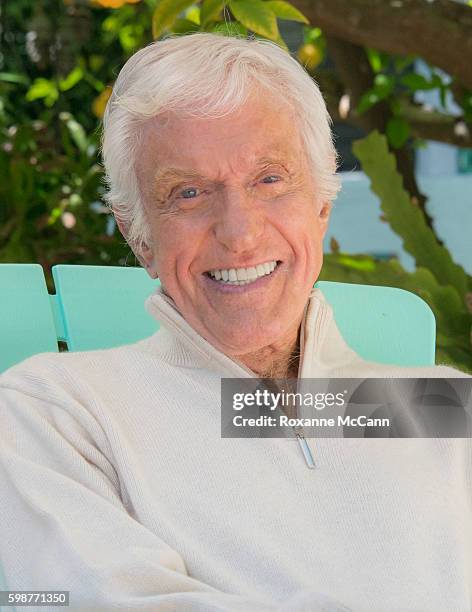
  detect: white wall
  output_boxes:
[324,172,472,274]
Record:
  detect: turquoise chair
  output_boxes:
[0,263,435,372]
[0,264,59,372]
[0,263,437,606]
[52,264,160,351]
[315,280,436,367]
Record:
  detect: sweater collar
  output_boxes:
[143,285,359,378]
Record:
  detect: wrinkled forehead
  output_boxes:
[135,97,309,187]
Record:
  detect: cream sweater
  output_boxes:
[0,287,471,612]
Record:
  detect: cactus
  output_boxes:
[321,131,472,372]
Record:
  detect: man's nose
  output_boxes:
[213,186,265,253]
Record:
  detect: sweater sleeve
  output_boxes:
[0,384,351,612]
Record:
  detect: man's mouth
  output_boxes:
[203,260,282,286]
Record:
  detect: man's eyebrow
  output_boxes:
[254,156,290,168]
[153,168,203,188]
[153,156,291,189]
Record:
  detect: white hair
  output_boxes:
[102,32,340,252]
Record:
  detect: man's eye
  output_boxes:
[261,175,281,184]
[179,187,200,199]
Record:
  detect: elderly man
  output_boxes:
[0,33,471,612]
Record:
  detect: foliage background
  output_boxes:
[1,0,471,371]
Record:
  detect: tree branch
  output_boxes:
[293,0,472,90]
[401,102,472,147]
[325,35,442,242]
[314,70,472,148]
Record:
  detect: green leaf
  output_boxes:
[430,73,443,88]
[357,74,394,114]
[185,5,200,23]
[352,131,469,297]
[373,74,395,97]
[228,0,279,39]
[210,21,248,36]
[200,0,224,26]
[89,55,105,72]
[336,255,376,271]
[25,78,59,107]
[119,23,145,52]
[388,97,401,116]
[386,116,410,149]
[60,113,88,153]
[400,73,434,91]
[59,66,84,92]
[462,91,472,122]
[0,72,30,85]
[152,0,196,39]
[304,26,322,44]
[439,84,447,109]
[365,49,389,74]
[393,55,415,73]
[264,1,308,23]
[357,91,380,115]
[273,34,288,51]
[169,18,201,33]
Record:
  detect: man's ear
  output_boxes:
[114,215,159,279]
[318,201,332,238]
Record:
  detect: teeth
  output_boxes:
[208,261,278,284]
[247,267,258,281]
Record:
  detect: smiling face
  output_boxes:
[129,91,331,358]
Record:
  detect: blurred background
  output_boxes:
[1,0,471,371]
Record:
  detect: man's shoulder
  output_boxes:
[0,333,169,401]
[2,344,128,379]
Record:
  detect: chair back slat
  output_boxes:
[49,294,67,342]
[52,265,160,351]
[315,280,435,366]
[0,264,58,372]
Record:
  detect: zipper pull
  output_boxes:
[296,432,316,469]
